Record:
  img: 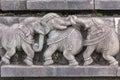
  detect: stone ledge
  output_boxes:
[1,65,118,77]
[1,0,120,11]
[27,0,93,10]
[1,0,26,11]
[95,0,120,10]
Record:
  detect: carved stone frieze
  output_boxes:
[0,13,119,66]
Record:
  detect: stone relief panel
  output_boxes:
[0,13,119,66]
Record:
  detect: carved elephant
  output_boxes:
[1,17,45,66]
[38,13,83,66]
[72,16,119,66]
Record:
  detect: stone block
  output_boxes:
[1,0,26,11]
[1,65,117,77]
[27,0,67,10]
[27,0,93,10]
[1,65,55,77]
[55,66,117,77]
[95,0,120,10]
[67,0,93,10]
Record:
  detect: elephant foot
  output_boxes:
[44,60,54,65]
[69,60,79,66]
[1,57,10,65]
[110,61,118,67]
[84,57,93,66]
[24,58,33,66]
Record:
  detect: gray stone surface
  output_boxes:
[0,17,19,26]
[67,0,93,10]
[27,0,68,10]
[117,67,120,76]
[55,66,117,77]
[102,18,115,28]
[1,65,117,77]
[0,17,119,77]
[1,65,55,77]
[95,0,120,10]
[1,0,26,11]
[27,0,93,10]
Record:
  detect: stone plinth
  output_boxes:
[1,65,117,77]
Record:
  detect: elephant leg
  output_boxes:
[63,50,78,66]
[1,48,16,65]
[103,53,118,66]
[44,44,57,65]
[83,45,96,66]
[22,43,34,66]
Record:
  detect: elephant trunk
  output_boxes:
[33,34,44,52]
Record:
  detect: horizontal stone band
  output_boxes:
[1,65,118,77]
[1,0,120,10]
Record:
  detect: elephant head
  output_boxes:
[40,13,76,34]
[19,17,45,52]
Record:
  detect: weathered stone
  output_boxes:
[67,0,93,10]
[95,0,120,10]
[1,65,117,77]
[115,18,120,34]
[117,67,120,76]
[101,18,115,28]
[27,0,67,10]
[1,65,55,77]
[56,66,117,77]
[0,17,19,26]
[27,0,93,10]
[1,0,26,11]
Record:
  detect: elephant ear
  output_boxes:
[40,13,61,34]
[32,21,45,35]
[44,25,51,34]
[40,20,51,34]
